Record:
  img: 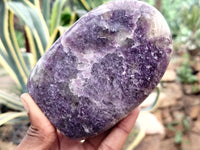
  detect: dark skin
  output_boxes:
[16,93,139,150]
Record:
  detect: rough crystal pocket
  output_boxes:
[27,0,172,139]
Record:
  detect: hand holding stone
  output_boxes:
[27,0,172,139]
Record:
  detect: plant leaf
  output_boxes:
[0,112,27,126]
[7,0,50,58]
[183,117,191,131]
[22,52,35,72]
[78,0,91,11]
[0,0,27,91]
[175,131,183,144]
[0,40,20,86]
[50,0,66,35]
[28,0,39,7]
[4,115,29,125]
[0,90,24,111]
[42,0,50,26]
[9,12,29,77]
[142,87,160,111]
[24,25,37,64]
[69,12,77,26]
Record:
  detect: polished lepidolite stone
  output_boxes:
[27,0,172,139]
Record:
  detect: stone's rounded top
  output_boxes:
[86,0,171,39]
[27,0,172,139]
[62,0,172,56]
[98,0,171,43]
[89,0,148,15]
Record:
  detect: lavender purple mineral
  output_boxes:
[27,0,172,139]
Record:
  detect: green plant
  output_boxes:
[178,1,200,51]
[145,0,192,39]
[0,0,74,126]
[145,0,200,53]
[166,116,191,145]
[15,30,25,48]
[176,54,198,84]
[191,84,200,93]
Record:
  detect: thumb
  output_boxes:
[16,93,57,150]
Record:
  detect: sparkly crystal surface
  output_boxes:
[27,0,172,139]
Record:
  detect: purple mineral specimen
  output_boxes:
[27,0,172,139]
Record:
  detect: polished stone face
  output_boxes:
[27,0,172,139]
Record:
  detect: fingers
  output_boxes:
[99,108,140,150]
[84,130,110,149]
[16,93,57,150]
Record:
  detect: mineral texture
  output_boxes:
[27,0,172,139]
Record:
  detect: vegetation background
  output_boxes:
[0,0,199,149]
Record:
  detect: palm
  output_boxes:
[53,131,109,150]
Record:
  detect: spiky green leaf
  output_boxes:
[0,90,24,111]
[42,0,50,26]
[0,0,28,91]
[50,0,66,34]
[7,0,50,59]
[22,52,34,72]
[0,112,27,126]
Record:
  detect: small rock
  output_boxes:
[192,118,200,133]
[172,111,184,122]
[159,92,176,108]
[183,84,195,95]
[185,85,192,94]
[153,110,163,124]
[137,111,165,135]
[162,108,173,124]
[185,96,200,106]
[189,106,200,119]
[161,70,176,82]
[164,83,183,99]
[183,83,200,95]
[165,128,175,138]
[172,100,184,110]
[192,56,200,71]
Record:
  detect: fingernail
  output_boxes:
[21,97,29,113]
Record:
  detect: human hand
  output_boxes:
[16,93,139,150]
